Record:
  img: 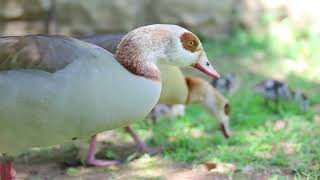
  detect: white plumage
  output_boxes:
[0,42,161,154]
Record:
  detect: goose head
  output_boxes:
[115,24,220,80]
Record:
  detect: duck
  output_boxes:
[0,24,219,179]
[81,34,231,158]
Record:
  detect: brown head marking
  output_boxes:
[180,32,199,52]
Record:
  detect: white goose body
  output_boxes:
[0,41,160,154]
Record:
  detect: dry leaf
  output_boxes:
[273,120,288,131]
[204,162,217,171]
[279,142,296,155]
[203,162,236,173]
[190,128,204,138]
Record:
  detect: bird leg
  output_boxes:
[274,97,280,114]
[0,158,16,180]
[124,126,162,155]
[86,135,121,167]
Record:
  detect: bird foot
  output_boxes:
[86,158,121,167]
[0,162,16,180]
[124,126,162,155]
[86,135,122,167]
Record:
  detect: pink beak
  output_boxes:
[192,52,220,78]
[193,63,220,78]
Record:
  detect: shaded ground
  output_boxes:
[14,131,296,180]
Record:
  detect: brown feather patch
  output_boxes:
[180,32,199,52]
[115,37,160,81]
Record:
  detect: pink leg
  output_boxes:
[124,126,162,155]
[86,135,121,167]
[0,161,16,180]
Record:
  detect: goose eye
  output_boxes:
[224,103,230,115]
[188,40,195,47]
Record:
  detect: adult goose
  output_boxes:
[0,24,219,179]
[82,34,231,157]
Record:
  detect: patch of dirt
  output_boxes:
[14,149,297,180]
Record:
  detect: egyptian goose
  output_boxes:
[151,65,231,138]
[254,79,308,112]
[82,34,231,157]
[0,24,219,179]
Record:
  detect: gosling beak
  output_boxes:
[192,52,220,78]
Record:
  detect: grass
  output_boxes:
[121,27,320,178]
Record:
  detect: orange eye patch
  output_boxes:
[180,32,199,52]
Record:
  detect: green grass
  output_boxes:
[114,28,320,178]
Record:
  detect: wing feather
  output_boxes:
[0,35,97,72]
[80,34,124,54]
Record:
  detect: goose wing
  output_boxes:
[0,35,100,73]
[80,34,124,54]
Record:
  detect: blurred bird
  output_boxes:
[254,79,308,112]
[185,76,231,138]
[148,104,185,122]
[211,73,239,95]
[291,90,309,112]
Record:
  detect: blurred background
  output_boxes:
[1,0,319,179]
[1,0,320,38]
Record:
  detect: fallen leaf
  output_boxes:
[204,162,217,171]
[281,168,294,175]
[273,120,288,131]
[203,162,236,173]
[190,128,204,138]
[272,142,297,156]
[66,167,80,177]
[279,142,296,155]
